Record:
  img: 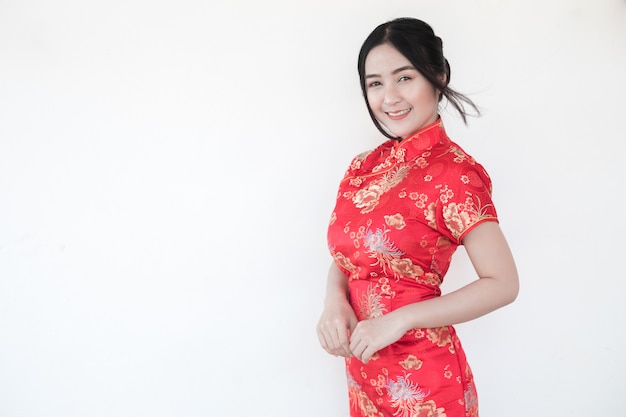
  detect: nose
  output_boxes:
[383,84,401,106]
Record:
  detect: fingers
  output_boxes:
[316,303,359,358]
[334,326,353,357]
[334,325,353,357]
[316,326,332,353]
[349,331,367,363]
[316,321,352,358]
[349,337,366,363]
[349,321,378,364]
[349,338,376,364]
[318,317,381,364]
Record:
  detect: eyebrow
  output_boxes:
[365,65,417,79]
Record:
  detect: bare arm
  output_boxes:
[316,262,359,358]
[350,221,519,363]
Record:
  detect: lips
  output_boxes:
[386,108,412,120]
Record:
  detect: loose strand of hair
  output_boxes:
[442,88,481,125]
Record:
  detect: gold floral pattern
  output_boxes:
[356,391,384,417]
[413,400,448,417]
[427,327,456,354]
[352,165,412,214]
[389,257,425,281]
[384,213,406,230]
[443,197,494,240]
[399,355,424,371]
[347,370,385,417]
[357,283,387,320]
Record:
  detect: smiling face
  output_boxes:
[364,43,440,139]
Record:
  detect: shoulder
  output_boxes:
[343,140,394,178]
[434,140,493,189]
[434,140,478,166]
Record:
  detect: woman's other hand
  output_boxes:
[317,297,358,358]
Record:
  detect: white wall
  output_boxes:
[1,0,624,415]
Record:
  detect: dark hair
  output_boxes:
[357,17,479,139]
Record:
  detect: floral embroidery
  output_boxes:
[427,327,455,354]
[415,156,428,168]
[350,177,365,187]
[443,196,494,240]
[393,147,406,163]
[357,283,387,319]
[378,276,396,298]
[349,150,371,172]
[408,328,425,339]
[463,364,479,417]
[389,257,425,281]
[357,391,385,417]
[353,184,385,214]
[399,355,423,371]
[464,383,478,417]
[438,184,454,204]
[347,370,363,411]
[363,227,404,272]
[372,147,406,172]
[421,272,441,286]
[443,144,473,164]
[386,373,430,417]
[332,251,359,279]
[352,165,411,213]
[382,165,411,188]
[412,400,448,417]
[424,202,437,229]
[411,193,429,209]
[369,369,390,397]
[384,213,406,230]
[348,371,385,417]
[442,203,470,239]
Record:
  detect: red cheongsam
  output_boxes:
[327,119,498,417]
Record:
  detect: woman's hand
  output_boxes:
[316,297,358,358]
[349,312,406,364]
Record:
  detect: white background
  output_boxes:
[1,0,625,416]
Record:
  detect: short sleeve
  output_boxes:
[435,160,498,244]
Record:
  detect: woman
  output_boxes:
[317,18,519,417]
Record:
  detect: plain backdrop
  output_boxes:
[1,0,625,416]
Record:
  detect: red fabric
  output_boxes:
[327,119,497,417]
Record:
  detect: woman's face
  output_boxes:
[364,43,440,139]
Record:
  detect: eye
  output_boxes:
[368,81,382,88]
[398,75,412,82]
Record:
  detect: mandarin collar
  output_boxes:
[392,118,449,157]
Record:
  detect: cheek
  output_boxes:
[366,91,383,111]
[411,92,438,111]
